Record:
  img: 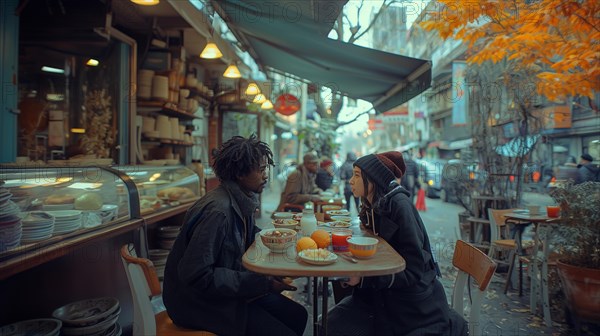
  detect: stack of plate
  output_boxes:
[52,297,121,336]
[0,318,62,336]
[46,210,83,234]
[157,226,180,250]
[20,211,55,244]
[0,187,20,216]
[0,214,22,252]
[148,249,170,280]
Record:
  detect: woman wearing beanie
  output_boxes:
[327,151,465,336]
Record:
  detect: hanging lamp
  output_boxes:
[223,62,241,78]
[130,0,160,5]
[245,82,261,95]
[261,100,274,110]
[200,41,223,59]
[253,94,267,104]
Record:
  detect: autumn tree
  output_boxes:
[422,0,600,109]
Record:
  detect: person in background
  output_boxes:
[576,153,599,184]
[327,151,464,336]
[340,152,360,212]
[400,151,419,203]
[163,135,307,336]
[316,158,335,191]
[276,152,322,211]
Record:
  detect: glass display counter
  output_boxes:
[0,165,141,279]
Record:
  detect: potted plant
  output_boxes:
[548,180,600,329]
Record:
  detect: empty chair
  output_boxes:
[120,244,216,336]
[488,208,533,294]
[452,240,497,336]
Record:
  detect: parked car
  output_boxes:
[416,159,446,198]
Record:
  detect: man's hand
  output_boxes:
[270,276,298,293]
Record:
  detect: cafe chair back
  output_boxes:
[452,240,497,336]
[120,244,216,336]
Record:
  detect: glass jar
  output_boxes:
[300,209,317,236]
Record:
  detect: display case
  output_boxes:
[0,165,141,279]
[116,165,200,224]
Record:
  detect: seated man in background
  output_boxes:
[276,153,322,212]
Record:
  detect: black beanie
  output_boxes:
[354,151,406,190]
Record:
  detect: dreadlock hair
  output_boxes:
[212,134,274,182]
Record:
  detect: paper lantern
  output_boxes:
[274,94,300,116]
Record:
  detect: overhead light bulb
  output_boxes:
[86,59,99,66]
[223,63,241,78]
[130,0,160,5]
[245,82,261,95]
[200,42,223,59]
[253,94,267,104]
[261,100,273,109]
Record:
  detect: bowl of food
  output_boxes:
[272,219,299,230]
[330,215,352,223]
[347,236,378,259]
[259,228,297,253]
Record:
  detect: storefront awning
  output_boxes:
[495,135,540,157]
[213,0,432,113]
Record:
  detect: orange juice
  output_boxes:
[332,228,352,252]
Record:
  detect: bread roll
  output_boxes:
[44,195,75,205]
[157,187,194,201]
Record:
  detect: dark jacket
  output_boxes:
[340,160,354,195]
[315,167,334,190]
[355,186,450,335]
[163,184,272,335]
[576,162,599,184]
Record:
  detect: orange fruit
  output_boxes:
[296,237,318,252]
[311,229,331,249]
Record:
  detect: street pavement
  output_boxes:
[256,180,599,336]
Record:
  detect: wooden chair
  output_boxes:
[487,208,533,294]
[452,240,497,336]
[120,244,216,336]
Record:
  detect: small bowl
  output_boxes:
[330,215,352,223]
[347,236,378,259]
[259,228,297,253]
[326,209,350,216]
[272,219,299,229]
[527,205,541,215]
[272,212,294,219]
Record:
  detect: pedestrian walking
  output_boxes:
[576,153,599,184]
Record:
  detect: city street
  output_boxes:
[258,180,597,336]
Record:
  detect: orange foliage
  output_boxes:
[421,0,600,102]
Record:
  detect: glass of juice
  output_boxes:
[546,205,560,218]
[331,228,353,252]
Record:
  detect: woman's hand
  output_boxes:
[341,277,361,287]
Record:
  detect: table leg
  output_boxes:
[313,277,319,336]
[322,277,329,336]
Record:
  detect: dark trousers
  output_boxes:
[246,293,307,336]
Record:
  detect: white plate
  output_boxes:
[52,297,119,327]
[0,318,62,336]
[298,250,338,266]
[45,210,82,220]
[513,209,529,214]
[326,209,350,216]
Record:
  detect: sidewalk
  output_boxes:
[256,181,599,335]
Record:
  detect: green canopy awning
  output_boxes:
[213,0,432,113]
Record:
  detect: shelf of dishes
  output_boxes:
[0,165,200,277]
[137,101,202,120]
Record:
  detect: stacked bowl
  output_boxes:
[20,211,55,244]
[0,214,22,252]
[52,297,121,336]
[148,249,170,280]
[157,225,180,250]
[46,210,83,235]
[0,318,62,336]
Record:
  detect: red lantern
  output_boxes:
[274,94,300,116]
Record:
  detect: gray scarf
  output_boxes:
[222,180,260,218]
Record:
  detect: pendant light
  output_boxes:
[200,40,223,59]
[261,100,274,110]
[131,0,160,5]
[245,82,261,95]
[223,62,241,78]
[253,94,267,104]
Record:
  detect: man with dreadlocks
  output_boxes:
[163,135,307,336]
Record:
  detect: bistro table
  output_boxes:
[242,230,406,336]
[504,211,557,327]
